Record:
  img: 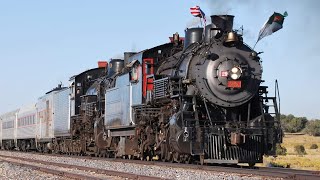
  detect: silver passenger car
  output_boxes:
[0,109,19,148]
[16,104,37,140]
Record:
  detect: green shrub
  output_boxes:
[304,120,320,136]
[280,114,308,133]
[294,145,307,155]
[276,144,287,155]
[310,144,318,149]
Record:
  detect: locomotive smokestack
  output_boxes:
[108,59,124,76]
[204,15,235,42]
[210,15,234,32]
[124,52,136,66]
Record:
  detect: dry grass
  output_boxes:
[263,133,320,170]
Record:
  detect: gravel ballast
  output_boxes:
[0,151,280,180]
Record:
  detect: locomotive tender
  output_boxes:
[0,15,282,166]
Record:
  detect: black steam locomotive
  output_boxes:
[65,14,282,166]
[0,14,282,167]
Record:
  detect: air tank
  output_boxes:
[184,28,203,49]
[108,59,124,76]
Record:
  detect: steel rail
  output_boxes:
[0,154,165,180]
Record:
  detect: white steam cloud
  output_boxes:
[201,0,257,15]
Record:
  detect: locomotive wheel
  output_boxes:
[94,147,100,157]
[21,141,26,152]
[100,150,107,158]
[53,145,59,154]
[185,158,190,164]
[105,152,111,158]
[173,152,180,163]
[167,153,173,162]
[183,155,191,164]
[160,143,168,162]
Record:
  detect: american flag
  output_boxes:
[190,6,206,24]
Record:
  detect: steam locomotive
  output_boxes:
[0,15,282,166]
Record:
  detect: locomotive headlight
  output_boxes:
[231,67,239,73]
[230,67,242,80]
[230,74,238,80]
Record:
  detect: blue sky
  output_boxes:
[0,0,319,119]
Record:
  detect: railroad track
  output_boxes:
[1,150,320,180]
[48,153,320,180]
[100,158,320,180]
[0,154,164,180]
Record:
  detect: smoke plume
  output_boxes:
[201,0,257,15]
[203,0,232,14]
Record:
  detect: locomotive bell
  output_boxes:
[224,31,239,46]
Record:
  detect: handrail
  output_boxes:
[275,80,281,115]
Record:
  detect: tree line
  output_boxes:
[280,114,320,136]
